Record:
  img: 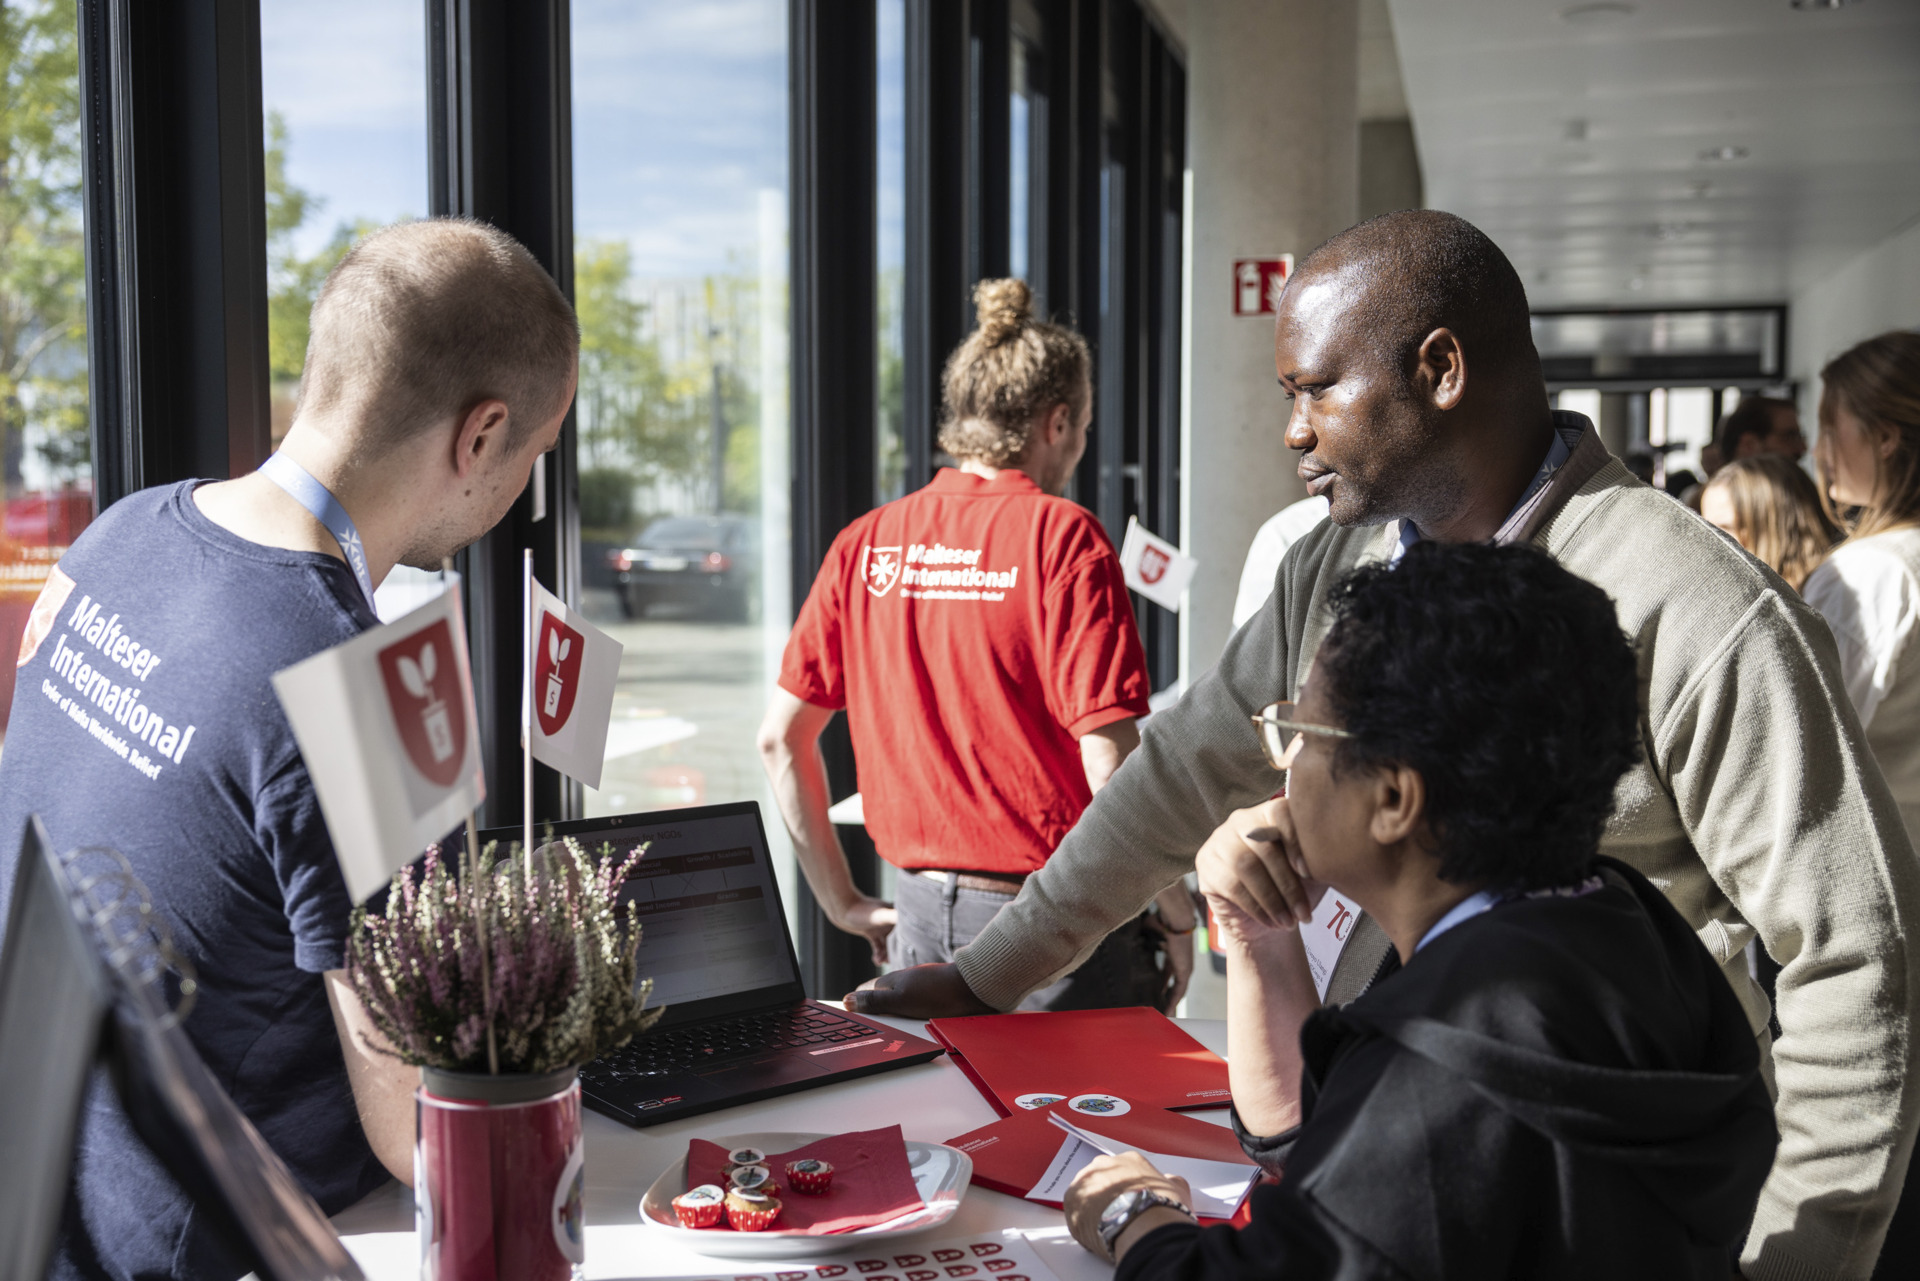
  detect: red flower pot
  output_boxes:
[417,1066,585,1281]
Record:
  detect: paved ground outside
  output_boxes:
[579,587,776,819]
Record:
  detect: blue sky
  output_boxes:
[259,0,792,280]
[259,0,427,260]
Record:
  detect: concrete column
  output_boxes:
[1180,0,1359,685]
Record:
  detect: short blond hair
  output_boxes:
[300,218,579,453]
[938,278,1090,466]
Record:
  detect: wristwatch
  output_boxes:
[1096,1187,1193,1259]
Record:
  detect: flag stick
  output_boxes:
[522,549,534,882]
[444,556,499,1077]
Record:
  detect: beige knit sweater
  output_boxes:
[955,420,1920,1280]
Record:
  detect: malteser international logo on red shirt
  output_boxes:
[861,545,903,597]
[535,612,584,736]
[377,619,466,787]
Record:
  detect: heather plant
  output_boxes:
[348,837,662,1075]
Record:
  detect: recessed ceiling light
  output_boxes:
[1562,2,1636,23]
[1700,145,1750,162]
[1790,0,1860,10]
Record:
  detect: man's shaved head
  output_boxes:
[1292,209,1538,381]
[1274,210,1556,540]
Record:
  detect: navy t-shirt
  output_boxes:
[0,482,391,1279]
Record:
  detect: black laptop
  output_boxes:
[466,801,944,1126]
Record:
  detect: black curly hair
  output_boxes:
[1313,541,1642,892]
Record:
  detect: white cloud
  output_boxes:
[260,0,426,127]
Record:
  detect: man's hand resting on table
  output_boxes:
[844,962,996,1018]
[1064,1152,1196,1264]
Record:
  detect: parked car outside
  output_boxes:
[608,515,760,621]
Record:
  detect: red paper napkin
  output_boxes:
[685,1125,927,1234]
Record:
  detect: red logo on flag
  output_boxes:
[535,612,584,736]
[377,619,466,787]
[1138,545,1171,584]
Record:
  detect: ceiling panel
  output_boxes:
[1386,0,1920,309]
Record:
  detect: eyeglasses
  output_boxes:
[1250,701,1354,771]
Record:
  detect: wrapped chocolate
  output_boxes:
[724,1188,783,1232]
[672,1184,727,1229]
[728,1163,778,1195]
[784,1157,834,1195]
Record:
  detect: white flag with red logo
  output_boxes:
[525,577,623,789]
[271,578,486,902]
[1118,516,1199,612]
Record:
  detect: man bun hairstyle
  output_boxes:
[1316,541,1642,892]
[938,278,1091,467]
[1298,209,1538,383]
[299,217,580,455]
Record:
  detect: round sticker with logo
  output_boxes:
[1014,1092,1067,1110]
[551,1139,586,1264]
[1067,1093,1130,1116]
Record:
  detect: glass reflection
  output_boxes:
[570,0,791,828]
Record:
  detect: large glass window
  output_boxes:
[875,0,907,505]
[259,0,430,619]
[1009,3,1047,307]
[570,1,790,824]
[0,0,90,750]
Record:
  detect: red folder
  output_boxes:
[945,1102,1256,1225]
[927,1007,1232,1116]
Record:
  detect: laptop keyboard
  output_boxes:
[587,1004,876,1081]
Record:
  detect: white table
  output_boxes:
[333,1014,1231,1281]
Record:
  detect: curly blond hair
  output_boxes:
[937,279,1091,466]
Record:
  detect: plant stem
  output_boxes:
[467,802,499,1075]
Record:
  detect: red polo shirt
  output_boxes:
[779,468,1151,874]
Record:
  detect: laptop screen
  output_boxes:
[471,801,804,1023]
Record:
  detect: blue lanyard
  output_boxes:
[257,452,377,610]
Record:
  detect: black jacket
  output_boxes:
[1119,858,1778,1280]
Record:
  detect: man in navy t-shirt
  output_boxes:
[0,217,579,1280]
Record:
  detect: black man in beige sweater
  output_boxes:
[848,211,1920,1281]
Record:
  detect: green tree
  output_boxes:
[264,111,368,386]
[574,239,700,491]
[0,0,87,492]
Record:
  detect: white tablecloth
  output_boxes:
[333,1014,1231,1281]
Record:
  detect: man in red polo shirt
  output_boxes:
[759,279,1196,1010]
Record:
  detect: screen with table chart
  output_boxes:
[600,810,801,1008]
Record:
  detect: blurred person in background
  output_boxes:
[1720,395,1807,464]
[1799,330,1920,1274]
[1804,332,1920,839]
[1232,495,1330,631]
[761,278,1196,1012]
[1700,455,1843,593]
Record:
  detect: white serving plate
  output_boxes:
[639,1131,972,1259]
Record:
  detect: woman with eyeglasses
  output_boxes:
[1061,541,1778,1279]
